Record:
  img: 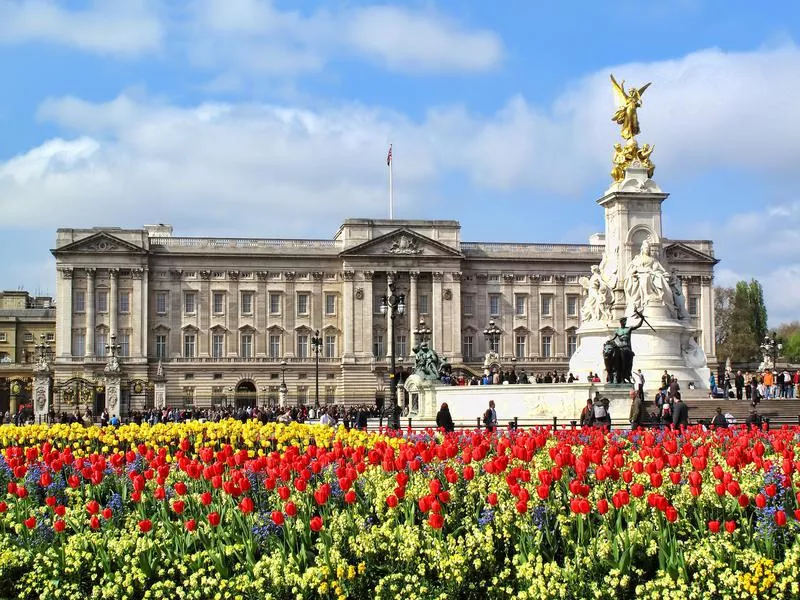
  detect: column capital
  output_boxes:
[85,268,96,279]
[432,271,444,282]
[131,268,145,280]
[451,272,463,282]
[256,271,269,281]
[342,270,355,281]
[58,268,74,280]
[409,271,421,280]
[284,271,297,281]
[108,268,119,279]
[362,270,374,281]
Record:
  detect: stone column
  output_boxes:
[700,276,712,355]
[85,269,96,358]
[408,271,419,356]
[131,268,144,358]
[109,269,119,336]
[227,271,240,357]
[450,272,463,362]
[681,277,690,310]
[342,270,355,360]
[57,268,74,358]
[256,272,269,357]
[432,272,443,351]
[359,271,374,358]
[386,272,396,358]
[501,273,514,359]
[140,268,149,359]
[199,271,211,357]
[284,272,296,357]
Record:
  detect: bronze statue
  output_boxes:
[606,310,645,383]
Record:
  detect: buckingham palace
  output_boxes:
[50,218,717,413]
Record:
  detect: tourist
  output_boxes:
[735,370,745,400]
[711,407,728,429]
[632,369,645,401]
[580,399,593,427]
[746,407,763,429]
[436,403,455,433]
[628,389,644,429]
[671,394,689,428]
[590,396,611,429]
[482,400,497,432]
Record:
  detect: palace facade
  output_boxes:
[51,219,717,413]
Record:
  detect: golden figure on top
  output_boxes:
[610,139,656,182]
[610,74,651,140]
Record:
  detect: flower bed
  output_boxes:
[0,421,798,599]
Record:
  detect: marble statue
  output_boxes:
[610,74,651,140]
[669,269,689,320]
[681,335,707,369]
[624,237,677,317]
[412,341,443,382]
[579,265,614,322]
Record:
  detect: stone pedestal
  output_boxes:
[104,373,122,420]
[33,373,51,425]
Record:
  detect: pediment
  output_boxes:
[53,232,147,255]
[339,228,462,258]
[662,242,718,265]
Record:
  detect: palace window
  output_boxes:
[241,333,253,358]
[297,334,309,358]
[515,335,526,359]
[241,292,254,315]
[74,291,85,314]
[419,294,429,315]
[96,290,108,313]
[566,295,579,317]
[118,332,130,357]
[212,333,224,358]
[325,294,336,316]
[541,335,552,358]
[72,330,85,356]
[395,335,407,357]
[212,292,225,315]
[689,296,699,317]
[462,294,474,316]
[297,293,309,316]
[183,334,196,358]
[184,292,197,314]
[567,334,578,358]
[269,293,281,315]
[489,294,500,316]
[541,295,552,317]
[155,335,167,359]
[325,335,336,358]
[269,334,281,358]
[119,291,130,314]
[156,292,168,315]
[373,334,384,358]
[96,331,107,357]
[515,294,526,316]
[462,336,474,361]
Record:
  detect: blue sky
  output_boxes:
[1,0,799,323]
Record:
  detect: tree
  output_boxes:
[748,279,768,344]
[776,321,800,363]
[714,286,734,350]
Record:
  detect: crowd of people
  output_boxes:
[441,369,583,386]
[712,369,800,404]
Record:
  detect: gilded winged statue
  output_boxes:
[610,74,651,140]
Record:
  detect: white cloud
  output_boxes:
[186,0,503,75]
[0,0,164,55]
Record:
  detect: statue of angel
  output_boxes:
[579,265,614,323]
[610,74,651,140]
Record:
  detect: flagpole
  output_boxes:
[388,144,394,220]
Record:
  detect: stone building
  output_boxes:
[50,219,716,413]
[0,291,56,414]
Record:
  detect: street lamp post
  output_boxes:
[761,331,783,371]
[483,319,502,355]
[380,284,406,430]
[279,360,288,409]
[311,330,322,411]
[34,334,53,364]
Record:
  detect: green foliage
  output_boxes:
[716,280,769,363]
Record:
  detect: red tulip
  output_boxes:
[631,483,644,498]
[16,487,27,499]
[172,500,185,515]
[271,511,284,526]
[54,519,66,533]
[738,494,749,508]
[487,493,498,506]
[131,491,142,503]
[200,491,212,506]
[708,520,720,533]
[515,500,528,514]
[665,506,678,523]
[0,502,7,513]
[278,486,291,500]
[463,466,475,481]
[344,490,356,504]
[23,516,36,529]
[427,513,444,529]
[174,481,187,496]
[45,496,57,507]
[755,493,767,509]
[185,519,197,532]
[54,505,65,517]
[154,486,166,500]
[765,484,777,498]
[310,516,323,532]
[239,497,254,514]
[138,519,152,533]
[102,508,112,520]
[86,500,100,515]
[90,516,101,530]
[724,520,737,534]
[208,512,221,527]
[386,494,399,508]
[775,510,787,527]
[285,502,297,517]
[39,471,52,487]
[597,499,609,515]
